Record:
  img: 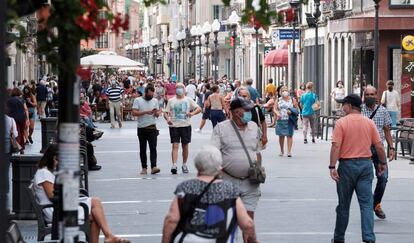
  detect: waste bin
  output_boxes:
[10,154,42,220]
[49,108,58,117]
[40,117,58,153]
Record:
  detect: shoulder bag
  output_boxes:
[10,122,21,154]
[312,93,321,111]
[230,121,266,184]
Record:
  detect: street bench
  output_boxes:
[394,119,414,160]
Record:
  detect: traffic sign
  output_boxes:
[279,29,300,40]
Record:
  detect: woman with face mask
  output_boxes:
[331,80,346,111]
[274,86,299,157]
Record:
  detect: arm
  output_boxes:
[383,125,394,161]
[329,142,341,182]
[235,198,257,243]
[40,181,54,199]
[132,108,152,117]
[162,197,180,243]
[273,100,280,119]
[380,92,386,104]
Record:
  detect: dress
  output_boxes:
[276,97,294,137]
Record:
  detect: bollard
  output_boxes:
[40,117,58,153]
[10,154,42,220]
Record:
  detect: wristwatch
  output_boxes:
[328,165,336,169]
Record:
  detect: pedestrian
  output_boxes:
[211,97,261,242]
[194,83,211,133]
[264,78,276,101]
[362,85,395,219]
[164,79,176,103]
[106,79,125,128]
[245,78,260,103]
[7,88,28,153]
[164,83,201,174]
[381,80,400,129]
[36,80,48,118]
[331,80,346,111]
[162,145,257,243]
[185,79,197,101]
[206,85,226,128]
[300,82,318,144]
[274,86,299,157]
[329,94,386,243]
[32,144,130,243]
[132,85,161,175]
[23,85,37,144]
[154,81,165,109]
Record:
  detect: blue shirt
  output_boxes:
[247,86,260,102]
[300,91,317,116]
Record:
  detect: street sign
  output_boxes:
[271,29,279,46]
[279,29,300,40]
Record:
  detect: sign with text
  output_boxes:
[278,29,300,40]
[401,52,414,118]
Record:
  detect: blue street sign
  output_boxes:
[279,29,300,40]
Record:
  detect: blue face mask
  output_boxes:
[241,111,252,124]
[176,88,184,96]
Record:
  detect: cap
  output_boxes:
[230,97,254,111]
[336,94,362,108]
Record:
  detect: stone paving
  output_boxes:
[15,115,414,242]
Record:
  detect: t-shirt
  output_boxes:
[265,83,276,96]
[381,90,400,112]
[132,97,159,128]
[165,83,177,96]
[36,85,48,101]
[300,91,317,116]
[247,86,260,102]
[33,168,55,223]
[166,96,199,127]
[7,97,26,123]
[106,86,124,102]
[211,120,260,178]
[332,113,381,159]
[185,84,197,100]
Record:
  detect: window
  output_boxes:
[390,0,414,7]
[95,33,108,49]
[212,5,222,20]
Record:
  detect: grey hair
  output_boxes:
[194,145,223,176]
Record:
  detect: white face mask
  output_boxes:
[282,91,289,97]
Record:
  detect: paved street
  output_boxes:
[19,116,414,242]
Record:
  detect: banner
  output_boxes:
[401,35,414,118]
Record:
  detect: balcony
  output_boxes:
[156,4,169,25]
[321,0,351,20]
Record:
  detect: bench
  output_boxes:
[6,221,25,243]
[394,120,414,160]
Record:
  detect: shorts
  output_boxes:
[169,126,192,144]
[222,173,261,212]
[28,107,36,120]
[202,108,211,120]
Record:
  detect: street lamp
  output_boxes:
[195,25,203,81]
[151,38,159,76]
[176,30,185,81]
[289,0,301,92]
[212,19,221,81]
[228,10,239,81]
[191,25,198,79]
[179,30,187,81]
[203,21,212,79]
[168,34,174,77]
[373,0,381,87]
[124,43,132,59]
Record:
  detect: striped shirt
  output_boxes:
[361,104,392,142]
[106,86,124,102]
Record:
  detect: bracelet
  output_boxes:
[328,165,336,169]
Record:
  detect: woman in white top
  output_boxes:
[381,80,400,128]
[33,144,130,243]
[331,80,346,110]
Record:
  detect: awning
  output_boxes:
[264,47,289,67]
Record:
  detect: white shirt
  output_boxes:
[381,90,400,112]
[185,84,197,100]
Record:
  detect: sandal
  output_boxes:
[104,237,131,243]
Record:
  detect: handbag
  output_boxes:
[230,121,266,184]
[10,122,21,154]
[312,93,321,111]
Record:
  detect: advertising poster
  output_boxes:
[401,35,414,118]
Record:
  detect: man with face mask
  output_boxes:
[164,83,201,174]
[361,85,394,220]
[380,80,400,129]
[132,84,161,175]
[330,94,386,243]
[211,97,260,243]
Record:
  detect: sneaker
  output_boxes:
[374,204,386,219]
[171,165,178,174]
[312,138,316,143]
[151,167,161,174]
[304,139,308,144]
[140,168,147,175]
[28,136,33,144]
[182,164,189,173]
[331,239,345,243]
[194,128,202,133]
[118,122,122,128]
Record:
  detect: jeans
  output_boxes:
[210,109,225,128]
[334,159,375,242]
[137,127,158,169]
[371,146,388,207]
[388,111,398,129]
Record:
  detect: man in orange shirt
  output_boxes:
[329,94,386,243]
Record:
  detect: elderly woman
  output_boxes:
[33,144,129,243]
[162,145,257,243]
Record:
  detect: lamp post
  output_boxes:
[228,11,240,82]
[151,38,159,76]
[212,19,221,82]
[133,43,139,60]
[203,21,212,79]
[254,26,260,94]
[195,25,203,81]
[168,34,174,77]
[314,0,321,90]
[176,31,185,81]
[373,0,381,86]
[289,0,301,92]
[161,39,165,76]
[124,43,132,59]
[180,30,187,81]
[191,25,198,79]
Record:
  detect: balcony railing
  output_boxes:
[321,0,349,12]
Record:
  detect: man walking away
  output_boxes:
[106,79,124,128]
[36,80,48,118]
[245,78,260,104]
[185,79,197,101]
[362,85,394,219]
[132,85,161,175]
[164,83,201,174]
[329,94,386,243]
